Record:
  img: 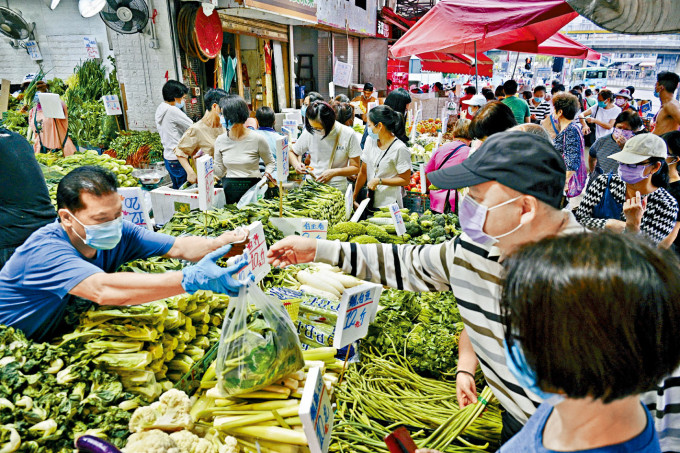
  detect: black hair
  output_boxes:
[599,89,614,101]
[220,94,250,125]
[501,231,680,403]
[573,85,583,92]
[483,91,496,101]
[464,86,477,95]
[569,89,583,107]
[522,90,532,101]
[255,106,275,128]
[657,71,680,93]
[363,82,374,92]
[334,94,350,103]
[204,88,228,111]
[494,86,505,98]
[481,87,492,95]
[433,82,444,91]
[469,101,517,140]
[503,79,518,95]
[533,85,546,95]
[305,91,324,104]
[552,93,579,120]
[584,88,593,97]
[626,85,636,96]
[57,166,118,212]
[162,80,189,102]
[305,101,336,138]
[383,88,411,115]
[614,110,642,131]
[650,156,670,189]
[661,131,680,157]
[333,102,354,126]
[368,105,409,146]
[551,79,560,87]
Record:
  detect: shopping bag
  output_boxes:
[236,177,268,209]
[216,283,305,396]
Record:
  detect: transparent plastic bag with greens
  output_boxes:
[216,282,304,396]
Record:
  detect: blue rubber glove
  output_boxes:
[181,244,253,296]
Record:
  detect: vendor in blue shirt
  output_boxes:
[0,166,250,342]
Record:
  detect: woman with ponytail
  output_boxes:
[354,105,412,210]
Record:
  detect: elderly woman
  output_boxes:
[214,95,274,205]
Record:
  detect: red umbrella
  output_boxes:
[501,32,601,60]
[390,0,577,58]
[421,53,494,76]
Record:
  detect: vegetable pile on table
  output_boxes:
[409,135,439,163]
[0,326,132,451]
[416,118,442,135]
[109,131,164,165]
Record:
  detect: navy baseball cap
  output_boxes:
[428,131,567,209]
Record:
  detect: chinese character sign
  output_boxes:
[388,203,407,236]
[102,95,123,116]
[196,155,215,211]
[83,36,100,59]
[333,61,353,88]
[300,219,328,240]
[299,366,333,453]
[118,188,152,230]
[25,41,42,61]
[236,221,271,283]
[275,135,289,182]
[333,283,382,348]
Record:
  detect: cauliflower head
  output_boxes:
[170,430,217,453]
[219,436,239,453]
[129,389,194,433]
[124,429,180,453]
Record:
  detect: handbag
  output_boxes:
[437,143,466,214]
[564,124,588,198]
[591,173,623,219]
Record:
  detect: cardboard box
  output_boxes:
[150,186,226,225]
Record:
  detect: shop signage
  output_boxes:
[244,0,317,24]
[196,155,215,211]
[388,203,407,236]
[83,36,100,59]
[236,221,271,284]
[333,61,353,88]
[300,219,328,240]
[25,41,42,60]
[377,20,391,39]
[299,366,333,453]
[333,283,382,348]
[102,95,123,116]
[118,187,152,230]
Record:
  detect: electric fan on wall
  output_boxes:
[100,0,149,34]
[0,7,31,40]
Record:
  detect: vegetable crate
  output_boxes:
[266,287,303,322]
[174,343,219,396]
[403,192,430,214]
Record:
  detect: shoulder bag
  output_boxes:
[591,173,624,219]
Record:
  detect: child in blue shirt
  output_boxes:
[498,231,680,453]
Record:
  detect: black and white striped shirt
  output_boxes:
[529,100,551,123]
[315,214,585,424]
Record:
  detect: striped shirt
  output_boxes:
[314,213,585,424]
[529,100,551,123]
[641,371,680,453]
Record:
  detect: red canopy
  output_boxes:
[390,0,578,58]
[501,32,600,60]
[420,53,493,76]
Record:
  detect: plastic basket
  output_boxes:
[283,299,302,322]
[403,191,430,214]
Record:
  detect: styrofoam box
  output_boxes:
[150,186,226,225]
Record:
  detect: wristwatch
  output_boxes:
[379,178,383,185]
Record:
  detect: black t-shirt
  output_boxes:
[0,128,56,248]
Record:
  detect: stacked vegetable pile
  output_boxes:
[108,130,164,166]
[0,110,28,136]
[416,118,442,135]
[332,347,501,452]
[56,291,228,402]
[253,179,346,227]
[0,326,132,451]
[410,135,439,162]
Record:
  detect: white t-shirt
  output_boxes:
[292,122,361,192]
[594,104,622,139]
[214,131,275,179]
[362,137,412,208]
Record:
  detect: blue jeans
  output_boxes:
[165,159,187,189]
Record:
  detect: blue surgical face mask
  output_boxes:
[33,93,40,104]
[69,212,123,250]
[598,100,607,108]
[504,339,563,404]
[459,195,523,246]
[176,100,185,109]
[654,89,660,99]
[534,97,544,104]
[367,125,379,141]
[301,105,307,119]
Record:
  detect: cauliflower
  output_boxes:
[170,430,217,453]
[329,222,366,238]
[219,436,239,453]
[124,429,180,453]
[129,389,194,433]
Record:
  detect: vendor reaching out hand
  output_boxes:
[0,166,251,342]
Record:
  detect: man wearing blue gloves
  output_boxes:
[0,166,251,342]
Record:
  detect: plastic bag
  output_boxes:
[216,283,305,396]
[236,177,268,209]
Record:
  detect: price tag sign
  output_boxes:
[345,185,353,220]
[300,219,328,239]
[236,221,271,283]
[37,93,65,119]
[275,135,289,182]
[350,199,370,223]
[25,41,42,61]
[388,203,407,236]
[420,167,427,194]
[282,119,299,143]
[102,95,123,115]
[196,155,215,211]
[332,61,353,88]
[299,366,334,453]
[83,36,100,59]
[118,187,152,230]
[333,283,383,349]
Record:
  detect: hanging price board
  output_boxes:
[299,366,334,453]
[275,135,289,182]
[388,203,407,236]
[102,95,123,115]
[83,36,100,59]
[25,41,42,60]
[118,187,152,230]
[236,221,271,283]
[333,283,382,349]
[196,155,215,211]
[345,185,353,220]
[300,219,328,240]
